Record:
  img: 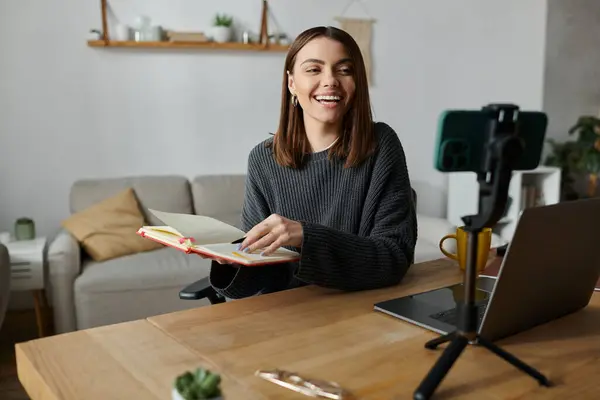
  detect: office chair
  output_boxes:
[179,276,225,304]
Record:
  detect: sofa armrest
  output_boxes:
[48,229,82,333]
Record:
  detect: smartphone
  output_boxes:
[433,107,548,173]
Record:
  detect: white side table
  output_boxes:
[7,237,50,337]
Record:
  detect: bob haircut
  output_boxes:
[269,26,376,169]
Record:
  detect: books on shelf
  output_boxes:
[137,209,300,266]
[166,31,209,43]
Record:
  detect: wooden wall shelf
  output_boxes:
[87,40,289,52]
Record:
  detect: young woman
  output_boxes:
[208,26,418,299]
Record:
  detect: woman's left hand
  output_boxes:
[239,214,303,256]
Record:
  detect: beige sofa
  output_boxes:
[48,174,461,334]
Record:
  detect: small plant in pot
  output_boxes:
[172,367,223,400]
[211,14,233,43]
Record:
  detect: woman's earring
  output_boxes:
[291,94,298,107]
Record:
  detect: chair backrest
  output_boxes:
[0,244,10,331]
[412,188,417,210]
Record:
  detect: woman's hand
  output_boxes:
[239,214,303,256]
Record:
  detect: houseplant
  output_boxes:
[211,14,233,43]
[172,367,223,400]
[544,138,581,201]
[544,115,600,199]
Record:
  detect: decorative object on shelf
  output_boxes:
[545,114,600,199]
[334,0,376,85]
[242,31,251,44]
[113,23,131,41]
[269,33,290,45]
[89,29,103,40]
[14,217,35,241]
[211,13,233,43]
[172,367,223,400]
[167,31,208,43]
[133,15,150,41]
[132,15,162,41]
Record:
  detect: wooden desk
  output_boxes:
[15,319,254,399]
[16,258,600,399]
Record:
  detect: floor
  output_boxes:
[0,309,46,400]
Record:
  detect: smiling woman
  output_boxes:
[207,26,418,300]
[273,27,374,168]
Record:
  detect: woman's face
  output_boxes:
[288,36,356,128]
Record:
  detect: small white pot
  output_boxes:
[171,387,223,400]
[211,26,232,43]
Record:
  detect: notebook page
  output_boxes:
[196,243,300,264]
[138,227,189,250]
[148,209,245,245]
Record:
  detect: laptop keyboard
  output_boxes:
[430,302,489,327]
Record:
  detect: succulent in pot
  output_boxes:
[211,13,233,43]
[172,367,223,400]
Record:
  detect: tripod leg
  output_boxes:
[414,335,469,400]
[424,331,456,350]
[476,336,551,387]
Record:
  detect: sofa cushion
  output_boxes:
[70,175,194,226]
[73,247,211,329]
[62,187,162,261]
[191,174,246,229]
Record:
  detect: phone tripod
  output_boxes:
[413,104,551,400]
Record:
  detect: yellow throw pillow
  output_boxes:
[62,187,162,262]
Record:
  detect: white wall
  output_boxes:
[0,0,548,237]
[543,0,600,142]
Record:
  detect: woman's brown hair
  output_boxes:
[270,26,376,169]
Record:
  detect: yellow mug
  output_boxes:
[439,226,492,272]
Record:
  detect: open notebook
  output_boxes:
[137,209,300,266]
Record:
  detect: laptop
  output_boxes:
[374,198,600,342]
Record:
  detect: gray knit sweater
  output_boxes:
[209,122,418,299]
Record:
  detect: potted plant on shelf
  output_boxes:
[172,367,223,400]
[544,115,600,199]
[211,14,233,43]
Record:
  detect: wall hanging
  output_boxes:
[335,0,376,85]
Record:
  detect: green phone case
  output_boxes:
[434,109,548,173]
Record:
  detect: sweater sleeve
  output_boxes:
[208,146,295,299]
[295,130,418,291]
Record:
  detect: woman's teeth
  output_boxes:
[315,95,341,103]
